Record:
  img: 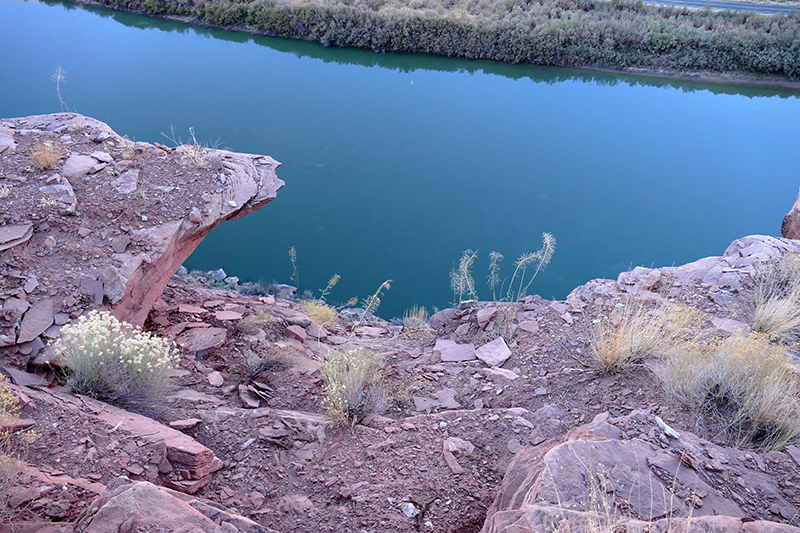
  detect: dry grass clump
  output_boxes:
[55,310,180,408]
[299,300,338,328]
[749,253,800,343]
[29,140,61,170]
[236,311,275,334]
[320,345,387,426]
[0,377,38,521]
[665,333,800,451]
[401,305,433,338]
[590,299,704,374]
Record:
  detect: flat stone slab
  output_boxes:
[434,339,475,362]
[17,299,54,344]
[0,223,33,252]
[61,154,96,178]
[475,337,512,367]
[176,327,227,356]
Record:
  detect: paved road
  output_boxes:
[646,0,799,13]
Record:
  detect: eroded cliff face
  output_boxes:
[0,113,283,366]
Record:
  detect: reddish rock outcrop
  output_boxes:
[782,187,800,240]
[0,113,282,366]
[482,410,800,533]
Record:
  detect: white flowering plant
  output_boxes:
[55,310,179,407]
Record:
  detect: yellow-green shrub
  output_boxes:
[299,300,338,328]
[55,311,179,408]
[319,345,387,426]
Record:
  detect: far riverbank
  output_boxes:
[63,0,800,85]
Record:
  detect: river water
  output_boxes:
[1,0,799,318]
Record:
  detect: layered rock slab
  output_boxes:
[482,410,799,533]
[75,476,276,533]
[0,113,282,365]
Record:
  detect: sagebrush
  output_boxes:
[55,310,180,408]
[320,345,387,426]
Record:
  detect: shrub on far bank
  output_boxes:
[320,345,387,426]
[54,311,180,408]
[665,333,800,451]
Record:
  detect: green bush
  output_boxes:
[55,310,180,408]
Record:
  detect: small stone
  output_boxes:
[189,210,203,224]
[207,371,224,387]
[78,227,92,238]
[111,235,130,254]
[91,151,113,163]
[507,438,522,454]
[284,325,307,343]
[476,307,497,329]
[227,200,237,208]
[43,236,56,249]
[169,419,202,430]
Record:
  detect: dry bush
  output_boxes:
[29,140,61,170]
[54,311,180,408]
[401,305,433,338]
[665,333,800,451]
[299,300,338,329]
[590,299,704,374]
[749,253,800,343]
[320,345,387,426]
[236,311,275,334]
[0,185,10,199]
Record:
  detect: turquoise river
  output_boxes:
[1,0,799,318]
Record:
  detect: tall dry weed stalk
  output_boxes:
[451,249,478,304]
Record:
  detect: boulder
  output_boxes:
[782,187,800,240]
[75,477,276,533]
[482,410,799,533]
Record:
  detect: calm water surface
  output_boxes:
[1,0,799,318]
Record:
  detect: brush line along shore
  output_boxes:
[65,0,800,82]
